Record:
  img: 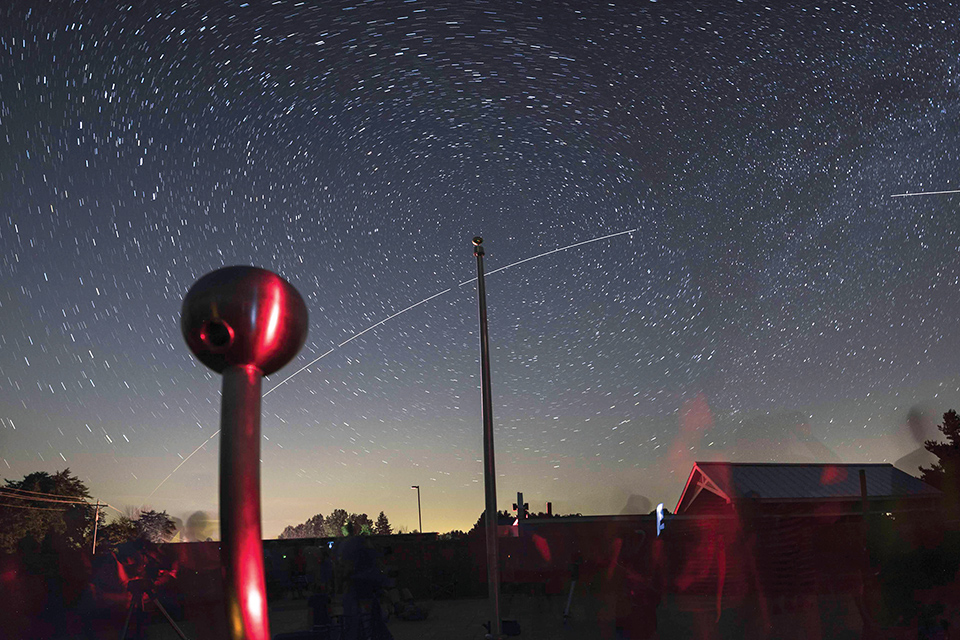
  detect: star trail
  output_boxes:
[2,0,960,536]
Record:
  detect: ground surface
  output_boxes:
[51,588,960,639]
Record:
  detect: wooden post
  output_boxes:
[92,499,101,554]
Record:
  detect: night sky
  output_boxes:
[3,0,960,537]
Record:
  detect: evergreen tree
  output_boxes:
[374,511,392,535]
[920,409,960,507]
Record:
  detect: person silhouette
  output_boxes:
[336,523,393,640]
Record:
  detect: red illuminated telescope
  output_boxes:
[181,266,308,640]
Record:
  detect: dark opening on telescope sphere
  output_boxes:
[200,319,234,350]
[181,266,308,376]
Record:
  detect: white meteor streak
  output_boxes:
[144,227,637,501]
[140,430,219,507]
[890,189,960,198]
[266,228,636,396]
[458,227,638,286]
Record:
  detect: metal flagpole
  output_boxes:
[412,485,423,533]
[473,237,502,639]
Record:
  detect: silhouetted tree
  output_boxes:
[920,409,960,510]
[279,512,328,539]
[136,510,177,543]
[325,509,350,536]
[0,469,94,552]
[374,511,392,535]
[439,530,466,540]
[305,513,327,537]
[348,512,374,535]
[468,510,513,537]
[281,509,384,538]
[98,516,139,552]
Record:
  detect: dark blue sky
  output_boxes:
[2,0,959,536]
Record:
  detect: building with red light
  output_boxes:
[674,461,942,517]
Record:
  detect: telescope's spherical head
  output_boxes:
[181,266,308,376]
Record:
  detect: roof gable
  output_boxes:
[676,462,940,513]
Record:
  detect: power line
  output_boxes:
[1,484,91,500]
[0,490,93,506]
[0,501,67,512]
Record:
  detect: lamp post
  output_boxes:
[181,266,308,640]
[472,236,502,639]
[411,485,422,533]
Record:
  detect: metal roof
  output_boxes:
[677,462,941,513]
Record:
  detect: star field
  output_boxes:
[2,0,960,535]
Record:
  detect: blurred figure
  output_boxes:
[613,530,662,640]
[183,510,216,542]
[292,547,308,599]
[619,495,652,516]
[894,405,939,477]
[336,522,393,640]
[77,550,122,638]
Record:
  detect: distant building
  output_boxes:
[670,461,943,616]
[675,461,941,516]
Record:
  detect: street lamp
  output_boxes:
[411,485,422,533]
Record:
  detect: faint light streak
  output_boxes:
[457,227,638,286]
[140,430,219,508]
[146,227,638,498]
[890,189,960,198]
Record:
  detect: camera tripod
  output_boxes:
[119,577,190,640]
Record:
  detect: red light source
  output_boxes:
[182,266,308,640]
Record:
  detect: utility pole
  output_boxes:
[92,499,101,554]
[473,236,502,640]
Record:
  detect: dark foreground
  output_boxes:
[7,502,960,639]
[38,587,960,640]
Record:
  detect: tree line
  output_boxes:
[0,469,176,554]
[278,508,393,539]
[5,408,960,553]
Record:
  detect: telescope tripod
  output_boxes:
[119,578,190,640]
